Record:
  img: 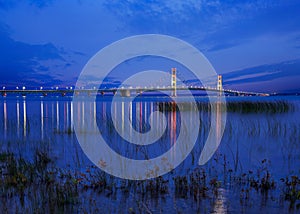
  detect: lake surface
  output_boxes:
[0,95,299,213]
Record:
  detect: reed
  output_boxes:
[0,150,299,212]
[157,100,294,113]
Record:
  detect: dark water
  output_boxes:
[0,95,299,213]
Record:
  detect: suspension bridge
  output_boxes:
[0,68,270,97]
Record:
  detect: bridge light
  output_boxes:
[22,86,26,90]
[40,87,43,90]
[55,87,59,90]
[16,87,19,90]
[2,86,5,90]
[70,87,73,90]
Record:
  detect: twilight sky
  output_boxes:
[0,0,300,92]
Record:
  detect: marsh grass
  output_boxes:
[0,150,299,213]
[0,97,299,212]
[158,100,294,113]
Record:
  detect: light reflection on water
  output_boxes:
[0,96,299,212]
[0,97,299,173]
[0,97,298,166]
[3,100,7,139]
[213,188,227,214]
[0,98,298,169]
[23,100,26,137]
[16,100,19,138]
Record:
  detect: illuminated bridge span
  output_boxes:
[0,69,270,97]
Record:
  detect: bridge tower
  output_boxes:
[171,68,177,97]
[217,75,223,91]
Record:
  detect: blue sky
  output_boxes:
[0,0,300,92]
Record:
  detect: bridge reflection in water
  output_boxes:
[71,98,225,165]
[3,101,7,139]
[1,97,225,168]
[0,97,227,209]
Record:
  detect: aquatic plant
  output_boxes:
[158,100,294,113]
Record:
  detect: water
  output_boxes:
[0,95,299,213]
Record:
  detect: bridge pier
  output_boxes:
[171,68,177,97]
[120,89,131,97]
[136,89,143,95]
[217,75,223,96]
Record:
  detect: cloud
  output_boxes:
[184,58,300,93]
[222,59,300,93]
[0,0,18,10]
[203,1,300,52]
[103,1,278,28]
[0,0,55,10]
[0,23,66,86]
[1,0,300,89]
[28,0,55,8]
[102,0,298,52]
[206,42,240,52]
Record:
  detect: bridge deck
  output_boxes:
[0,87,269,96]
